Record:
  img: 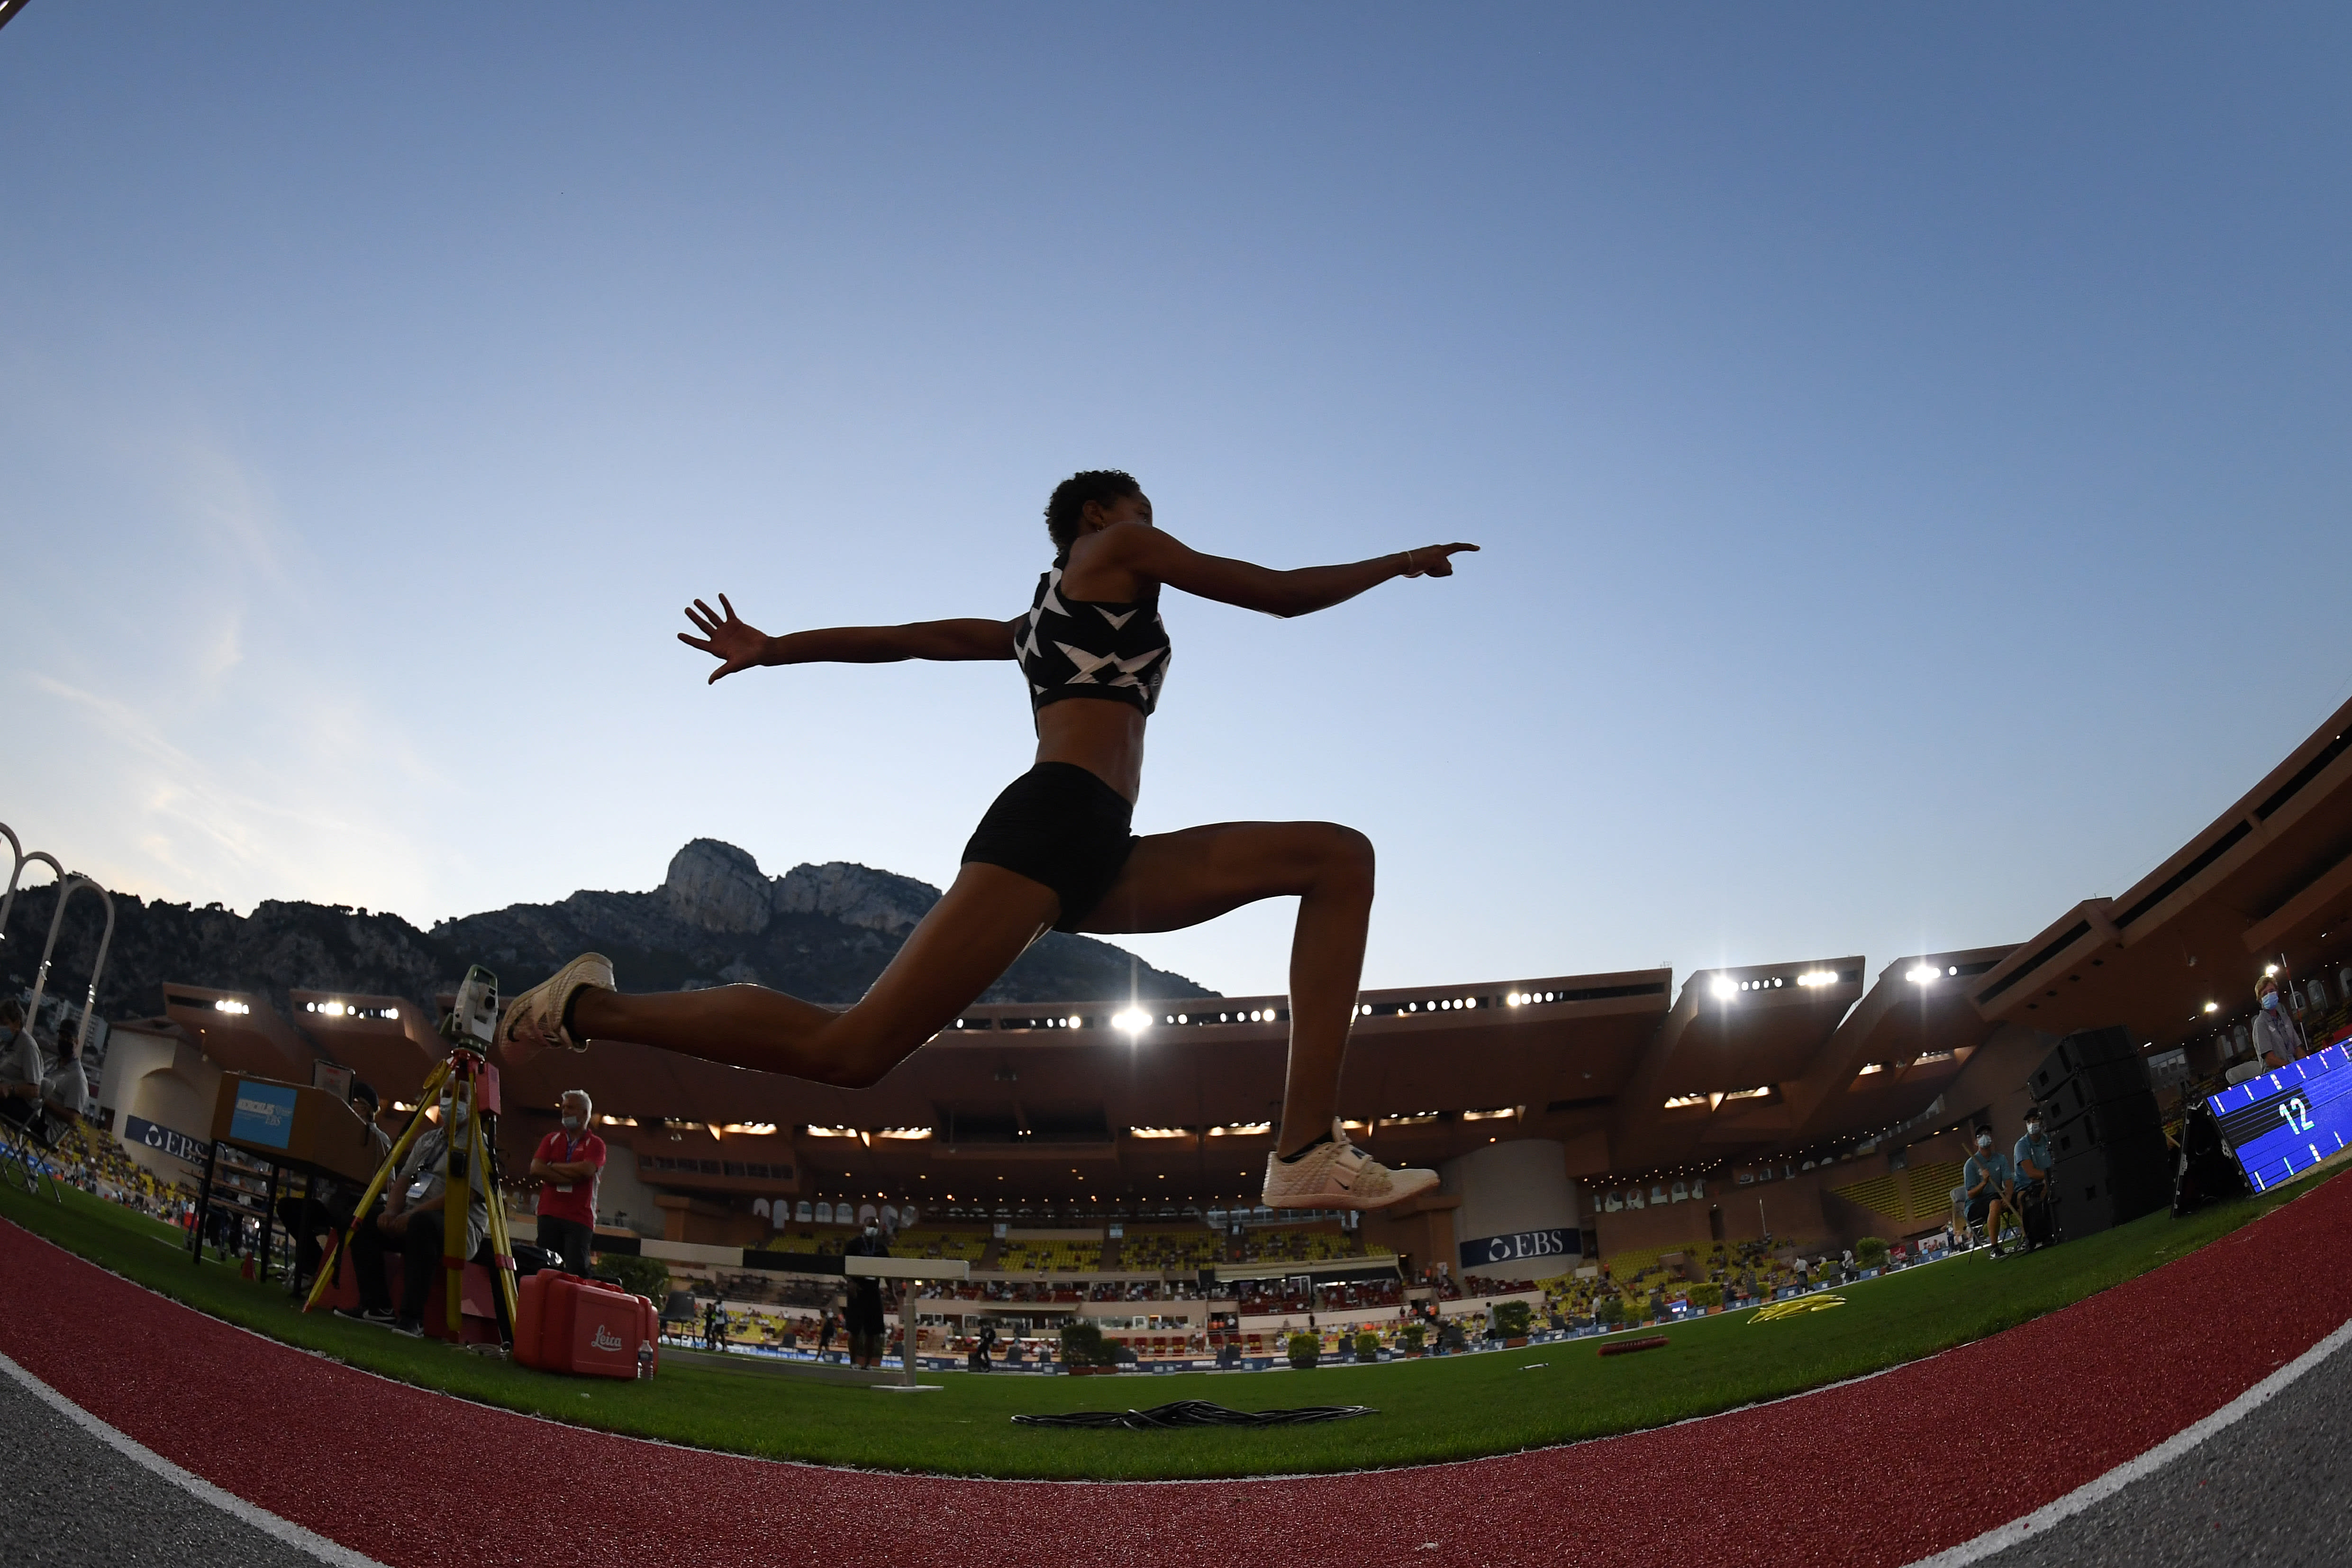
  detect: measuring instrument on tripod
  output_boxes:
[301,965,522,1344]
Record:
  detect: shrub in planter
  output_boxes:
[1686,1282,1722,1310]
[1353,1332,1381,1362]
[1855,1236,1889,1271]
[1059,1321,1119,1368]
[1399,1323,1426,1354]
[1287,1332,1319,1370]
[597,1253,669,1305]
[1596,1295,1625,1328]
[1491,1300,1532,1338]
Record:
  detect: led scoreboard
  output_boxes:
[2207,1042,2352,1191]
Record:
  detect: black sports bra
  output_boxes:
[1013,557,1171,716]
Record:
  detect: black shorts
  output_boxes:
[1964,1192,2001,1225]
[961,762,1138,931]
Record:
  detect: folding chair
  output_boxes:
[0,1098,66,1203]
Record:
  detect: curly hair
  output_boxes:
[1043,470,1143,553]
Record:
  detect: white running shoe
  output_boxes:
[1261,1119,1438,1211]
[495,952,616,1067]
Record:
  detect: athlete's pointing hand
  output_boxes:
[1400,543,1479,578]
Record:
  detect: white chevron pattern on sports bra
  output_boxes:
[1013,561,1171,716]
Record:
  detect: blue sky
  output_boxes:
[4,6,2347,997]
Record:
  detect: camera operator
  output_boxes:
[529,1089,606,1275]
[1962,1125,2015,1255]
[2012,1109,2054,1253]
[337,1090,490,1336]
[842,1220,890,1369]
[277,1082,389,1291]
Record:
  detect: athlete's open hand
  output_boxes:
[1402,543,1479,578]
[679,595,770,683]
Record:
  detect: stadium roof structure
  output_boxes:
[153,693,2352,1207]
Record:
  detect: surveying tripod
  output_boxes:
[301,966,522,1343]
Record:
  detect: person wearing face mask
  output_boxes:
[2012,1110,2055,1253]
[1960,1125,2015,1254]
[529,1089,607,1275]
[338,1093,491,1336]
[842,1218,890,1369]
[2251,975,2307,1067]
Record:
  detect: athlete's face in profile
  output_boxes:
[1082,490,1154,532]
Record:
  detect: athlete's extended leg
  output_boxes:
[1081,820,1374,1157]
[523,864,1061,1088]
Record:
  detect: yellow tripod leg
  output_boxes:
[471,1107,521,1333]
[444,1064,473,1339]
[303,1059,453,1314]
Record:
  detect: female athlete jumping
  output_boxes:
[499,471,1476,1210]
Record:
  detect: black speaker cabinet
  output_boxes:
[2047,1092,2162,1165]
[2051,1138,2171,1237]
[2028,1025,2141,1101]
[2042,1059,2155,1124]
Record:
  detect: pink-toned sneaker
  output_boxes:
[494,953,615,1069]
[1261,1119,1438,1211]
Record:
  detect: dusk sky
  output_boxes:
[4,6,2347,999]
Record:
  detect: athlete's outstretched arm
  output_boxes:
[679,596,1018,683]
[1087,524,1477,619]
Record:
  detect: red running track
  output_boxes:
[7,1174,2350,1568]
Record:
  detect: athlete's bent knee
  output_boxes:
[1313,823,1376,883]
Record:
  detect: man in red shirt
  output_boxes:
[530,1089,606,1274]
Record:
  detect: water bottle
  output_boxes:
[637,1340,654,1380]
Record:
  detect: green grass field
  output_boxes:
[2,1168,2335,1480]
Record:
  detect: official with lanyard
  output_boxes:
[530,1089,607,1275]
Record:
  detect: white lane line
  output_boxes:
[1907,1312,2352,1567]
[0,1348,390,1568]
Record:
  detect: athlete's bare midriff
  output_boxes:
[1033,694,1146,804]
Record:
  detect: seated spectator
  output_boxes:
[2012,1108,2055,1253]
[39,1022,90,1131]
[0,999,47,1133]
[277,1082,390,1291]
[1,1004,88,1148]
[1961,1125,2014,1255]
[2252,975,2307,1066]
[529,1089,607,1275]
[336,1092,490,1336]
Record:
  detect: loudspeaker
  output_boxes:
[2047,1091,2162,1166]
[2042,1059,2154,1125]
[2028,1025,2140,1101]
[2051,1139,2171,1237]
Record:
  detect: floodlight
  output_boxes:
[1112,1006,1150,1035]
[1710,976,1737,1000]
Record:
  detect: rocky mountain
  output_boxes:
[0,840,1216,1025]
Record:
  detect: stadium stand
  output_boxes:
[888,1228,988,1262]
[996,1236,1105,1272]
[1828,1160,1965,1224]
[1117,1227,1226,1270]
[1231,1225,1389,1265]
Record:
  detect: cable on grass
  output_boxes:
[1011,1400,1374,1429]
